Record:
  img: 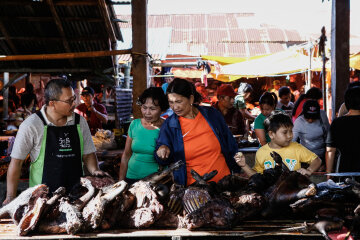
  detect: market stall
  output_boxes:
[0,219,324,239]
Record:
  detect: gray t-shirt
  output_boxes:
[11,106,96,162]
[292,110,330,159]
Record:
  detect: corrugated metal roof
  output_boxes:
[245,29,262,42]
[267,28,286,42]
[118,13,305,58]
[117,27,172,61]
[268,43,286,53]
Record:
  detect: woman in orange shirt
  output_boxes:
[155,78,240,186]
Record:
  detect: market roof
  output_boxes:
[118,13,306,57]
[117,27,172,62]
[0,0,124,73]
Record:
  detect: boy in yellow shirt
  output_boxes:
[236,112,321,177]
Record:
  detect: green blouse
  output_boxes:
[126,119,160,179]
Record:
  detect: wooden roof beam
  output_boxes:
[54,0,97,6]
[0,0,97,6]
[0,36,108,41]
[0,16,103,22]
[46,0,75,67]
[0,68,94,73]
[0,0,44,5]
[107,1,131,5]
[0,49,132,61]
[97,0,116,44]
[0,21,18,54]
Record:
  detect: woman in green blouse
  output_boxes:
[119,87,169,185]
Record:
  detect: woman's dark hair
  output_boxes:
[166,78,202,103]
[44,78,72,105]
[137,87,169,111]
[292,93,305,116]
[292,87,322,117]
[305,87,322,100]
[264,112,293,133]
[259,91,278,107]
[278,86,291,98]
[345,86,360,110]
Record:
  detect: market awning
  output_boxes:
[205,44,331,82]
[201,54,270,65]
[350,52,360,70]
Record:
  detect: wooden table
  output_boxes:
[0,219,324,239]
[96,149,123,161]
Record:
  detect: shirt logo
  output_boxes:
[59,136,72,151]
[264,161,273,169]
[285,159,297,171]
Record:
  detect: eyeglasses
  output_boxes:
[53,95,76,105]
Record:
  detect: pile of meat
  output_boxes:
[1,154,360,239]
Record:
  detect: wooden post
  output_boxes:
[131,0,148,119]
[331,0,350,120]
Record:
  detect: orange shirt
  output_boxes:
[179,112,230,186]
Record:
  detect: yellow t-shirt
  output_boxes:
[253,142,318,173]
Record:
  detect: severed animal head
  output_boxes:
[270,151,289,172]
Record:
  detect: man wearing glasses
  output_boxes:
[75,86,108,135]
[3,78,108,205]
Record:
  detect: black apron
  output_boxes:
[30,111,83,193]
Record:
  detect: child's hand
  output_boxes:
[235,152,246,167]
[296,168,312,177]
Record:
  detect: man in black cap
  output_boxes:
[75,86,108,135]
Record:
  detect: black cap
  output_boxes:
[81,87,94,96]
[303,100,320,119]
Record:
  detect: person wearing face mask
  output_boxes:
[213,84,246,136]
[4,79,108,205]
[119,87,169,185]
[292,100,329,165]
[155,78,240,186]
[75,87,108,135]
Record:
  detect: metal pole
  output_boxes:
[124,62,131,89]
[307,42,312,92]
[319,27,327,112]
[112,41,121,87]
[3,72,9,120]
